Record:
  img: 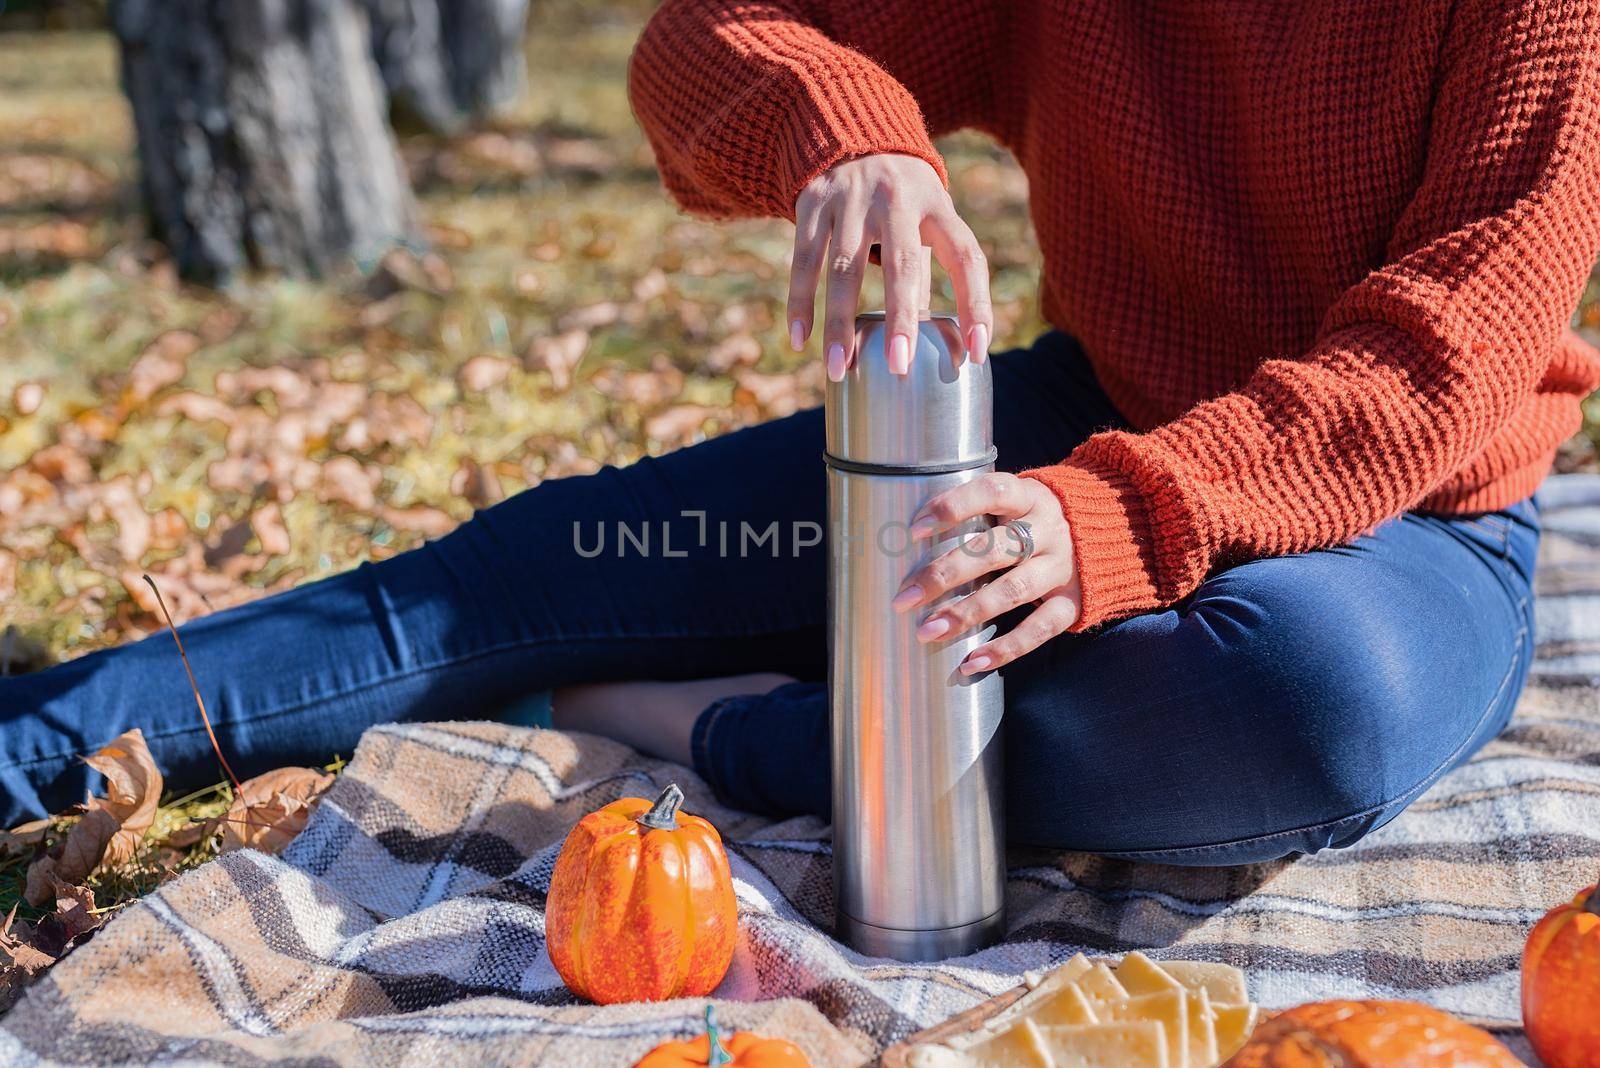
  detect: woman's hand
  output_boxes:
[891,473,1082,673]
[787,154,993,380]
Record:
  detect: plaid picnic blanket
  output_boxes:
[4,474,1600,1066]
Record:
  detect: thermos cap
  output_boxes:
[824,313,995,472]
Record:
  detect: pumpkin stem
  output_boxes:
[1584,883,1600,917]
[705,1005,732,1067]
[636,782,684,831]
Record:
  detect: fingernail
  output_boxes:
[917,617,950,642]
[789,319,805,352]
[961,654,993,675]
[891,585,923,613]
[827,342,847,382]
[909,517,939,539]
[889,333,911,375]
[968,323,990,364]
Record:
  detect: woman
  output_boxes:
[4,1,1597,864]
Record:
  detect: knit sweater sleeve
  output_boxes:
[627,0,1003,219]
[1022,0,1600,631]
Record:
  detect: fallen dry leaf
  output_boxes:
[362,247,454,299]
[26,443,92,485]
[40,876,99,943]
[705,333,762,373]
[252,502,290,556]
[24,728,162,904]
[557,301,621,333]
[458,353,514,393]
[594,354,684,409]
[12,381,42,416]
[125,330,200,404]
[645,404,719,446]
[318,456,381,511]
[220,767,335,855]
[1,880,104,1012]
[377,504,457,538]
[734,368,810,419]
[452,458,503,510]
[161,818,219,849]
[0,817,50,855]
[335,392,433,451]
[157,390,236,426]
[1,907,56,979]
[524,328,589,391]
[98,476,153,563]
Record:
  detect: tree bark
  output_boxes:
[364,0,528,134]
[111,0,419,284]
[438,0,528,119]
[364,0,460,132]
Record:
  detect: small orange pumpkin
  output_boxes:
[546,783,738,1004]
[1522,880,1600,1068]
[635,1006,810,1068]
[1223,1000,1519,1067]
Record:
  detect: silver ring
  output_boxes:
[1004,519,1035,562]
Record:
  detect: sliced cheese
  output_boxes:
[1103,990,1189,1068]
[1210,1003,1259,1061]
[1072,963,1130,1009]
[1038,1022,1169,1068]
[1115,952,1185,996]
[1031,981,1099,1028]
[907,1045,977,1068]
[1156,961,1249,1006]
[1186,988,1219,1068]
[962,1018,1054,1068]
[989,954,1093,1029]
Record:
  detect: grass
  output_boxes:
[0,6,1048,659]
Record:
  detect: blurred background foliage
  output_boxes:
[0,0,1595,667]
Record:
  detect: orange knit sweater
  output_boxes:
[629,0,1600,630]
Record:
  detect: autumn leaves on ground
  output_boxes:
[2,0,1599,1020]
[0,3,1040,1009]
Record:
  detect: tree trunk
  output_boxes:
[364,0,460,132]
[438,0,527,119]
[364,0,528,134]
[111,0,419,284]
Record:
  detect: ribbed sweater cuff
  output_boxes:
[1018,460,1163,631]
[769,67,947,215]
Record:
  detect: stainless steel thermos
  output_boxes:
[825,312,1006,961]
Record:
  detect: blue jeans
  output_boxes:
[0,334,1538,863]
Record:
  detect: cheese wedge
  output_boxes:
[1103,989,1190,1068]
[1038,1022,1170,1068]
[1073,963,1130,1009]
[962,1018,1054,1068]
[1210,1003,1259,1061]
[1116,952,1186,996]
[1156,961,1249,1006]
[1031,981,1099,1028]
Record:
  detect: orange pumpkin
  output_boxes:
[1522,880,1600,1068]
[635,1006,810,1068]
[546,783,738,1004]
[1223,1000,1519,1067]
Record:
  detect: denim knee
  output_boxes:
[1000,533,1531,862]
